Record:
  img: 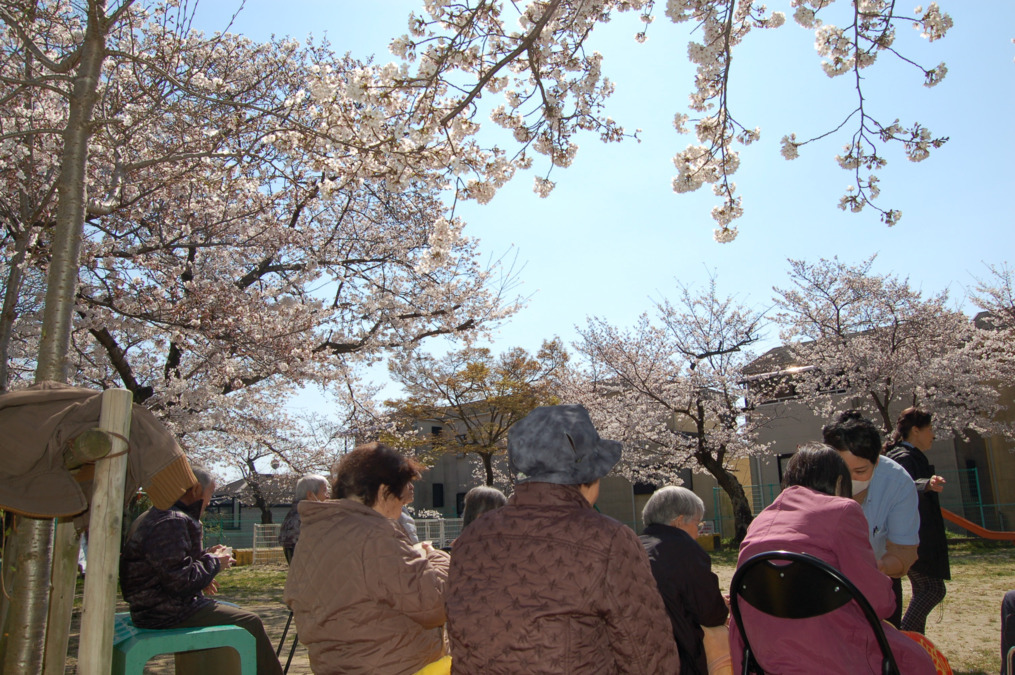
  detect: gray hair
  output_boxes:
[190,463,215,491]
[462,486,508,528]
[294,474,330,502]
[642,486,704,527]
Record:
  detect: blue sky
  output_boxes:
[194,1,1015,402]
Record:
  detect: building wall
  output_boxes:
[414,454,729,537]
[413,451,507,518]
[983,382,1015,530]
[749,396,986,524]
[196,503,291,549]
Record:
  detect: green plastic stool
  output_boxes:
[112,612,256,675]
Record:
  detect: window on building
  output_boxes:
[433,483,445,509]
[456,492,467,517]
[776,453,795,485]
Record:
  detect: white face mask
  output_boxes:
[852,478,872,494]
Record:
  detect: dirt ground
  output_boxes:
[65,542,1011,674]
[710,545,1010,675]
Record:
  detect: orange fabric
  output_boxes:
[901,631,952,674]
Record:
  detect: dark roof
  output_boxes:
[742,345,803,377]
[973,310,1009,331]
[213,473,298,506]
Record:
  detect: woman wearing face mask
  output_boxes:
[884,407,950,634]
[822,410,920,628]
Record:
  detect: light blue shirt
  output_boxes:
[858,455,920,560]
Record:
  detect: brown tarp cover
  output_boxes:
[0,381,197,519]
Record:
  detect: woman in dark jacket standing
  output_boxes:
[884,407,950,634]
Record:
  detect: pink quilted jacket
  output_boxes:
[446,482,680,674]
[284,499,449,674]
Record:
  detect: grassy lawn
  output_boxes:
[710,539,1012,675]
[63,539,1012,673]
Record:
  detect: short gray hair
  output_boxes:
[294,474,329,502]
[462,486,508,528]
[190,463,215,491]
[642,486,704,527]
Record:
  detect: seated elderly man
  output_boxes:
[640,486,729,675]
[120,464,282,675]
[446,404,680,673]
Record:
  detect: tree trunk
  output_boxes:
[255,492,273,525]
[244,462,274,524]
[696,450,753,545]
[0,227,31,392]
[0,517,54,674]
[35,1,107,385]
[870,391,894,435]
[480,452,494,486]
[2,2,111,671]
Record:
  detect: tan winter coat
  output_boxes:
[284,499,449,675]
[446,482,681,674]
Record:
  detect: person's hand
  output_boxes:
[204,580,219,595]
[212,547,235,570]
[928,475,946,493]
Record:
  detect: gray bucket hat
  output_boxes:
[508,405,622,485]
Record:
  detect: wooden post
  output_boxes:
[76,389,132,675]
[43,519,82,675]
[44,426,115,675]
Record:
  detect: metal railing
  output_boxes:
[413,518,463,549]
[252,523,286,566]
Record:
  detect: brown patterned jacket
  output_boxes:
[446,482,681,674]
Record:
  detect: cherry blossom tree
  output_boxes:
[2,0,961,457]
[190,408,350,524]
[395,0,954,241]
[0,0,523,474]
[570,278,769,542]
[972,262,1015,330]
[772,256,1010,439]
[383,339,568,486]
[970,262,1015,384]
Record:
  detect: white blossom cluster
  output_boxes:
[773,256,1011,441]
[779,0,953,225]
[914,3,953,41]
[970,263,1015,390]
[663,0,785,233]
[385,0,949,238]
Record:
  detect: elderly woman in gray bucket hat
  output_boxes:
[445,404,680,674]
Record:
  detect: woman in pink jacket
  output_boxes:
[730,442,936,674]
[284,442,450,675]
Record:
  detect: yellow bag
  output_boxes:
[414,655,452,675]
